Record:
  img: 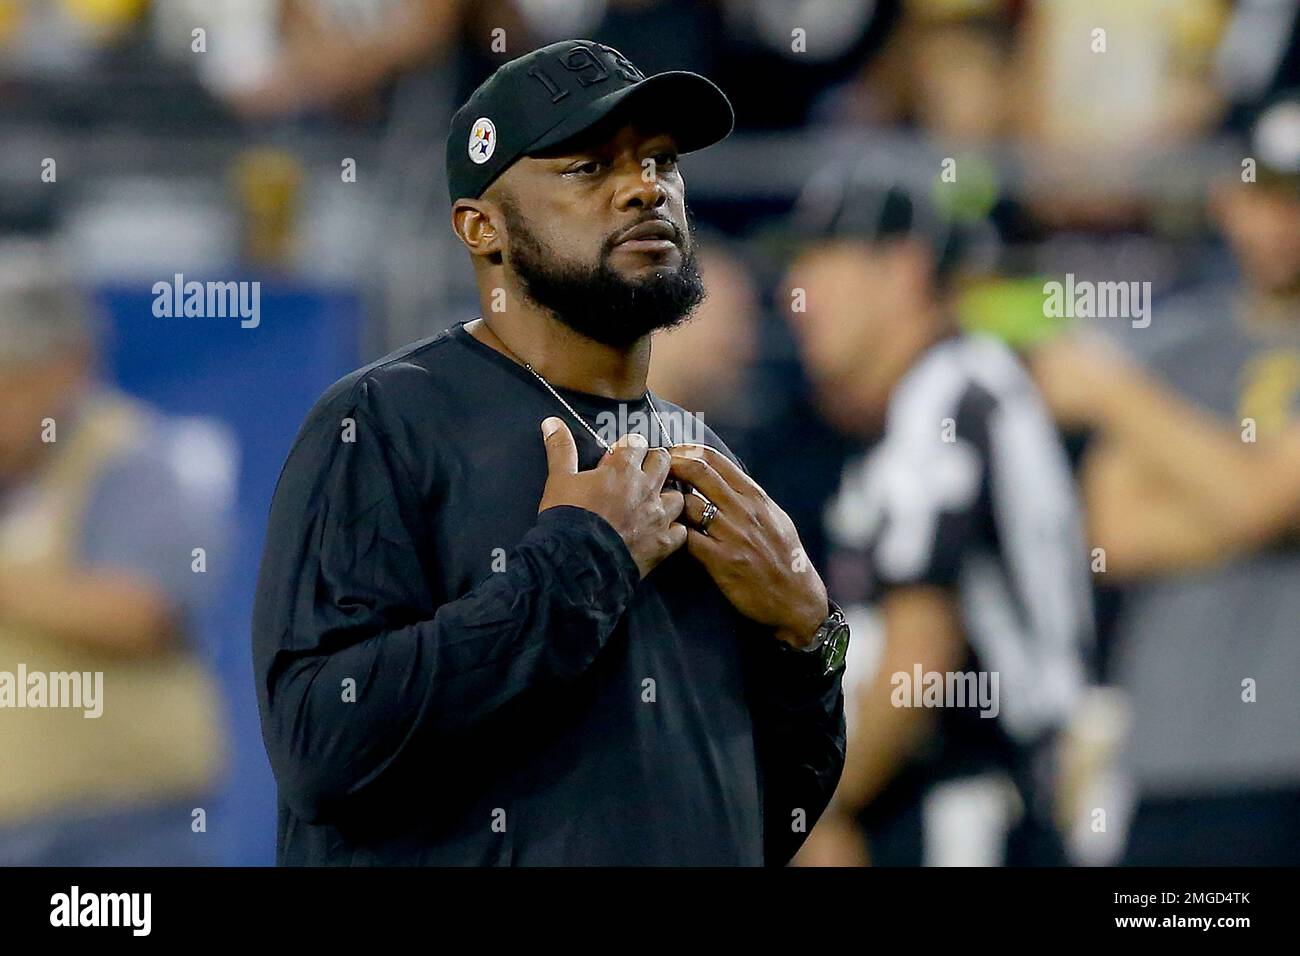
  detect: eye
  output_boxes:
[567,159,605,177]
[652,151,678,170]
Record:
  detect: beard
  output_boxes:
[500,198,707,348]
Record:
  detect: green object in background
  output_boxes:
[958,277,1073,348]
[930,152,1000,223]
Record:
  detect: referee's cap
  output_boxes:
[790,161,975,280]
[446,39,734,205]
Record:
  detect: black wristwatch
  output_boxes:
[780,599,850,677]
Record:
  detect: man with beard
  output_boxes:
[252,39,849,866]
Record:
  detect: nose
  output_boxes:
[614,163,668,212]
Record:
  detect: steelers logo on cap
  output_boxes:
[468,118,496,165]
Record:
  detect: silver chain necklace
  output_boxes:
[524,362,673,454]
[484,325,673,454]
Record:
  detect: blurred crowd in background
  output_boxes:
[1,0,1298,866]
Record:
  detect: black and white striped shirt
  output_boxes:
[825,333,1093,744]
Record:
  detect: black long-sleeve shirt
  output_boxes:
[251,319,846,865]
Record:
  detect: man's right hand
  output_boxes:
[538,416,687,579]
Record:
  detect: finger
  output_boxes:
[679,490,711,528]
[541,417,578,475]
[665,476,695,496]
[641,445,672,485]
[683,525,725,564]
[666,520,689,553]
[683,492,732,542]
[670,444,763,497]
[660,488,685,521]
[607,430,649,469]
[667,450,743,512]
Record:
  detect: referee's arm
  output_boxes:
[830,587,964,816]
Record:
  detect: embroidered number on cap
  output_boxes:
[527,65,568,103]
[560,46,609,87]
[526,44,643,102]
[598,44,643,82]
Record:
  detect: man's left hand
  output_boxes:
[667,444,829,649]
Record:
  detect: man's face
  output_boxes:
[784,238,923,390]
[489,121,705,347]
[1218,182,1300,294]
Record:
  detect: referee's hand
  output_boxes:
[537,417,687,579]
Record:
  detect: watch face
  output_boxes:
[823,623,849,674]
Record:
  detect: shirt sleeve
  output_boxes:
[742,620,847,866]
[860,393,992,590]
[251,380,642,826]
[732,451,848,866]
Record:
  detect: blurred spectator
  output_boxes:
[646,240,760,435]
[1016,0,1227,236]
[1031,92,1300,866]
[818,3,1016,141]
[0,244,234,865]
[210,0,467,120]
[783,173,1093,866]
[1018,0,1227,151]
[199,0,530,353]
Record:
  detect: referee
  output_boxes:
[784,173,1093,865]
[252,39,848,866]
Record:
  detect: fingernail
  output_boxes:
[542,417,560,438]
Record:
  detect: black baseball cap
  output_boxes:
[445,39,734,204]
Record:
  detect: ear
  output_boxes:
[451,199,504,258]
